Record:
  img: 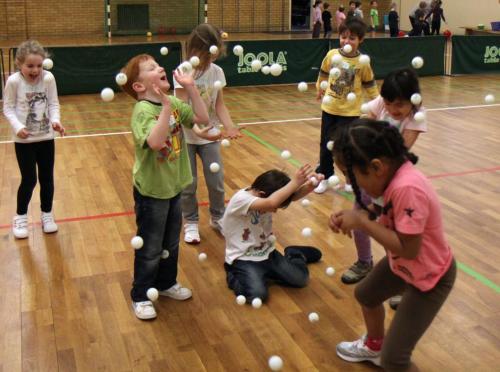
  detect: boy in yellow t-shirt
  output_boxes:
[314,17,378,194]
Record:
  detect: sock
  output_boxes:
[365,336,383,351]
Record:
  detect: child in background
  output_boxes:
[3,40,65,239]
[341,68,427,285]
[222,165,323,303]
[312,1,324,38]
[322,2,333,38]
[354,1,364,18]
[314,17,378,194]
[174,23,241,245]
[347,1,356,18]
[335,5,346,33]
[388,2,400,37]
[425,0,446,35]
[330,119,455,370]
[120,54,210,320]
[369,1,379,37]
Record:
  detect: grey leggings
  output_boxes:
[355,256,456,371]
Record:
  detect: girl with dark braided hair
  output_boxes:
[331,119,455,371]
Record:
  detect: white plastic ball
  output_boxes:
[189,56,200,67]
[359,54,371,65]
[209,162,220,173]
[251,59,262,72]
[268,235,277,244]
[146,288,159,301]
[198,252,207,262]
[179,61,193,73]
[130,236,143,249]
[320,80,329,90]
[209,45,219,55]
[308,312,319,323]
[322,95,333,105]
[233,45,244,56]
[301,199,311,207]
[221,139,230,147]
[261,65,271,75]
[414,111,426,123]
[412,56,424,69]
[411,93,422,105]
[161,250,169,259]
[329,67,341,79]
[213,80,223,90]
[42,58,53,70]
[484,94,495,104]
[280,150,291,159]
[268,355,283,371]
[160,46,169,55]
[101,87,115,102]
[270,63,283,77]
[301,227,312,237]
[331,54,343,65]
[361,103,370,114]
[327,140,334,151]
[343,44,353,54]
[328,175,340,187]
[347,92,356,102]
[236,295,246,305]
[298,82,308,92]
[115,72,128,86]
[43,73,54,83]
[326,266,335,276]
[309,176,318,186]
[251,297,262,309]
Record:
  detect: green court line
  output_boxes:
[242,128,499,294]
[457,261,500,293]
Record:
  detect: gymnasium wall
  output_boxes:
[399,0,500,35]
[0,0,396,40]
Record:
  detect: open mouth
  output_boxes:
[160,75,167,81]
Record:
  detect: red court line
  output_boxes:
[428,166,500,179]
[1,165,499,230]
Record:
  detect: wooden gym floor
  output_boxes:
[0,74,499,371]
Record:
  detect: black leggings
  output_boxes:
[14,140,55,215]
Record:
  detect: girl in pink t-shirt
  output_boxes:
[341,68,427,287]
[335,5,346,32]
[330,119,455,370]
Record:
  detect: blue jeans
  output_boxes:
[131,188,182,302]
[224,248,310,302]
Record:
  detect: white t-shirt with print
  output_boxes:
[3,71,60,143]
[367,96,427,133]
[173,63,226,145]
[222,189,276,265]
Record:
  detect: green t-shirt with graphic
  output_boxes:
[370,9,379,27]
[131,97,194,199]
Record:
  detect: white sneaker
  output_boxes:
[41,211,58,233]
[12,214,28,239]
[344,184,353,193]
[313,180,329,194]
[184,223,200,244]
[336,336,381,366]
[132,300,157,320]
[159,283,192,300]
[209,217,223,235]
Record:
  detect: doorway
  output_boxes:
[291,0,311,30]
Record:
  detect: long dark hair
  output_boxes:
[380,68,421,108]
[333,119,418,219]
[186,23,226,78]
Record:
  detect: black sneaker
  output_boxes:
[284,246,322,263]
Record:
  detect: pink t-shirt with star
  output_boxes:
[378,161,453,291]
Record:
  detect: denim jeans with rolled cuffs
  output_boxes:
[131,188,182,302]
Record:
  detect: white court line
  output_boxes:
[0,103,499,144]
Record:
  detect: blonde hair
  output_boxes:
[186,23,226,77]
[15,40,47,67]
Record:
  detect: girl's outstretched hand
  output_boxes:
[52,122,65,136]
[293,164,313,186]
[328,209,369,237]
[224,126,242,139]
[173,68,194,89]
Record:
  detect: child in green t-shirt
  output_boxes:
[369,1,379,37]
[120,54,211,320]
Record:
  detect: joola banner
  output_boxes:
[216,39,330,86]
[452,36,500,75]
